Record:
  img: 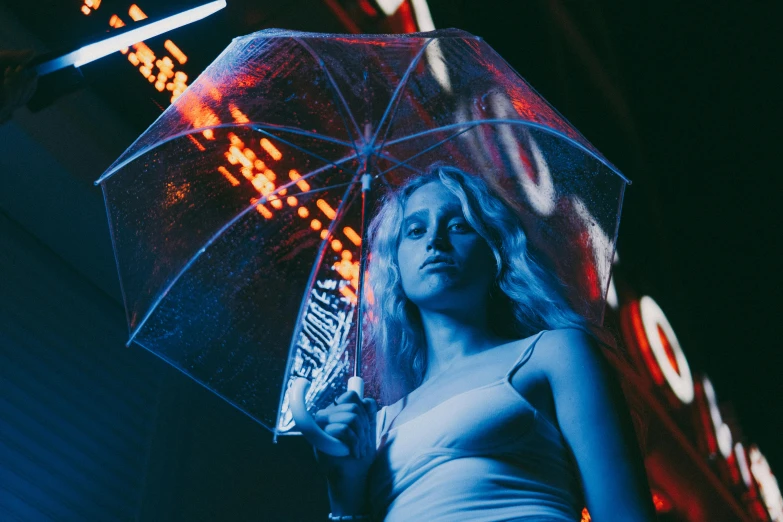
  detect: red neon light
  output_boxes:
[628,300,666,386]
[657,324,680,374]
[357,0,379,16]
[693,379,720,456]
[397,0,418,33]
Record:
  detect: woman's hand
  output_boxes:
[312,390,378,480]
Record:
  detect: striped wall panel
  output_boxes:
[0,211,164,522]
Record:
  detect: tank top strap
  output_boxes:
[505,330,548,380]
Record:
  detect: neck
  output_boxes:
[418,304,506,383]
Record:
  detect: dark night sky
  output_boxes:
[430,1,782,470]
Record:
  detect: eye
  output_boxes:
[449,220,472,233]
[405,224,425,238]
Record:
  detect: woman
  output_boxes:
[312,166,657,521]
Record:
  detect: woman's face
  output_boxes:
[397,181,496,313]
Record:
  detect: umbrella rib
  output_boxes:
[95,123,354,185]
[379,119,629,183]
[369,38,435,153]
[252,126,359,178]
[373,127,474,180]
[125,153,362,346]
[294,37,362,154]
[274,174,361,435]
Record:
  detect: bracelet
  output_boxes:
[327,513,369,521]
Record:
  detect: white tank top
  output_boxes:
[368,331,584,521]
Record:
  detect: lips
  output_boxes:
[421,254,455,269]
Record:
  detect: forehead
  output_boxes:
[403,182,462,216]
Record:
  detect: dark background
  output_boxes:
[1,1,780,520]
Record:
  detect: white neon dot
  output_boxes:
[703,376,733,459]
[735,443,753,489]
[639,296,694,404]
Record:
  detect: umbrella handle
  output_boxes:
[290,376,365,457]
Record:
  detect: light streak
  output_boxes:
[34,1,226,74]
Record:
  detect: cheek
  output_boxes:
[396,244,417,285]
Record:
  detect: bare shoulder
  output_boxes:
[536,328,611,384]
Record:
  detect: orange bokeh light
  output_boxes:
[217,167,240,186]
[256,203,273,219]
[260,138,282,160]
[317,199,336,220]
[343,226,361,246]
[339,285,358,305]
[128,4,147,21]
[164,39,188,64]
[289,169,311,192]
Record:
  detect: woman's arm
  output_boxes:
[541,328,657,521]
[312,391,378,517]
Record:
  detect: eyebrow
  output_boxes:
[402,204,464,226]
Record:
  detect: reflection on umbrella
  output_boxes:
[95,29,629,445]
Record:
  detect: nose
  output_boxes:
[426,230,448,251]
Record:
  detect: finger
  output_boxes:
[324,423,360,458]
[363,397,378,451]
[323,411,366,444]
[363,397,378,417]
[314,410,364,441]
[334,390,363,405]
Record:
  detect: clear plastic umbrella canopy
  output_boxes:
[96,28,629,438]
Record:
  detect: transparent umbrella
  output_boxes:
[95,28,629,452]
